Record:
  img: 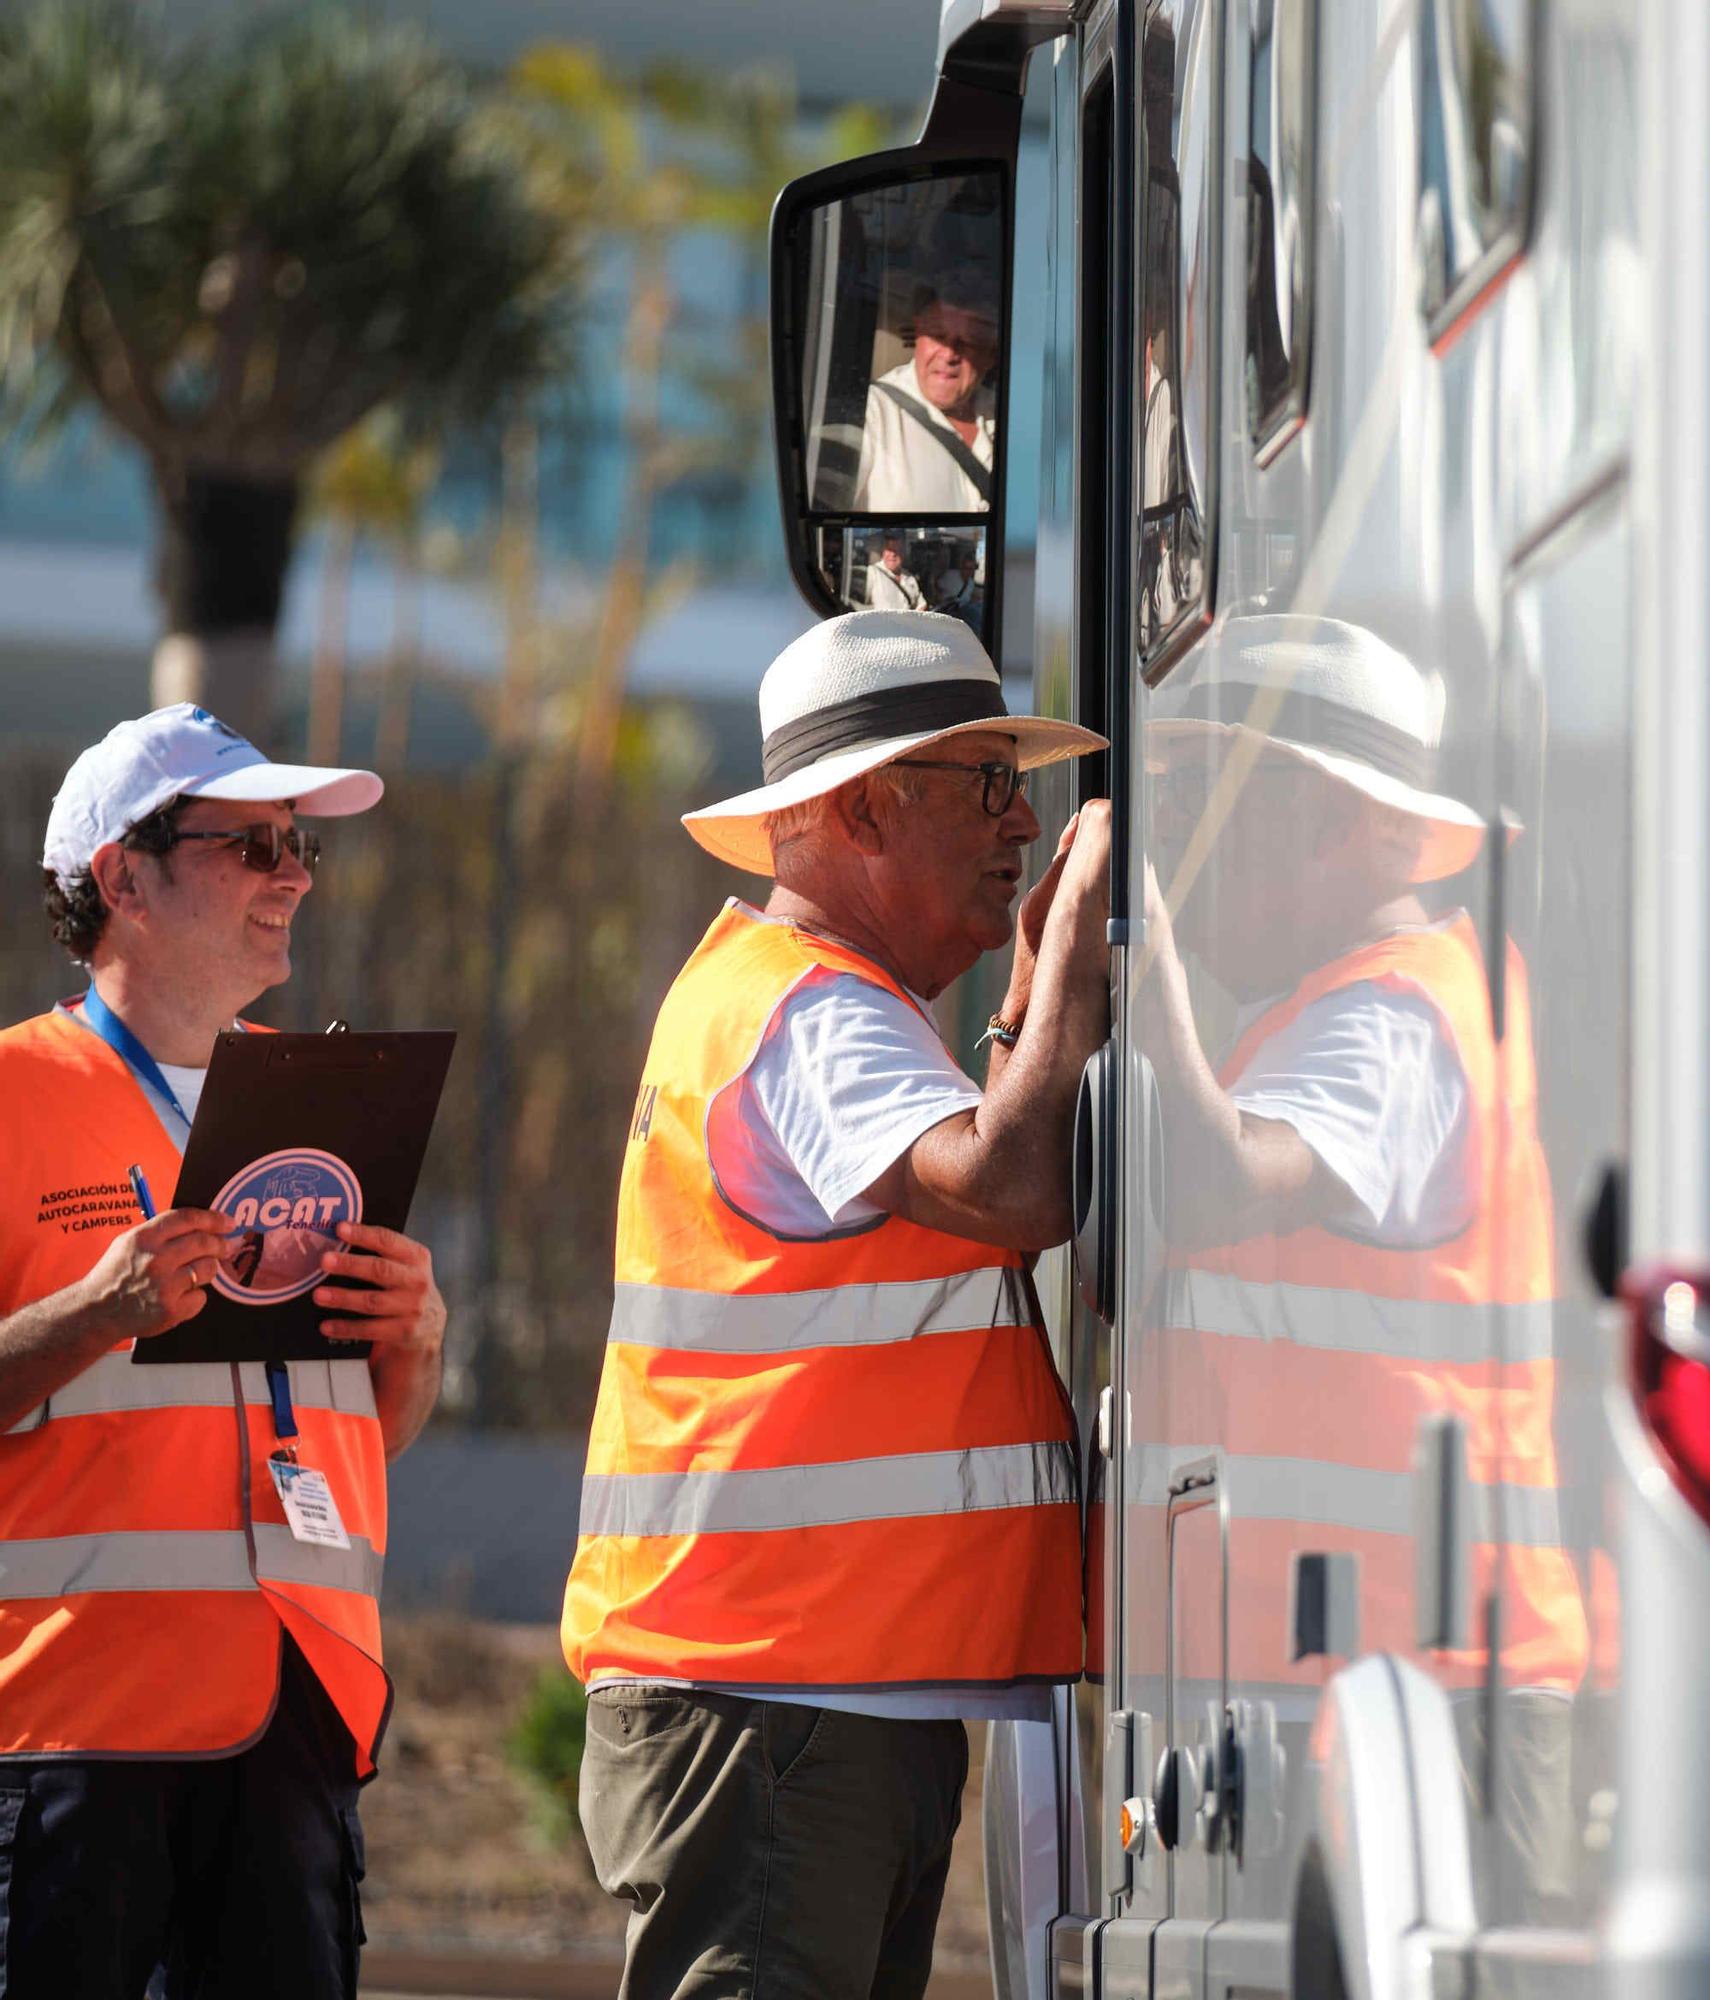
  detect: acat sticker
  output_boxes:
[209,1148,363,1307]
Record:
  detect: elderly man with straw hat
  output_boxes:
[563,609,1109,1998]
[1141,613,1585,1919]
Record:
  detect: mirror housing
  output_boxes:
[770,75,1028,658]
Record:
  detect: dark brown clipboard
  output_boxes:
[133,1027,454,1365]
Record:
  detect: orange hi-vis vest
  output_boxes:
[563,902,1082,1694]
[1155,916,1588,1692]
[0,1006,390,1773]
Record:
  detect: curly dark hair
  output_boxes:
[42,797,189,964]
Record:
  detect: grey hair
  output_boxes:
[764,761,932,879]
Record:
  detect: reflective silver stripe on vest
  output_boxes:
[580,1439,1077,1538]
[1168,1269,1554,1365]
[252,1523,384,1597]
[606,1266,1024,1356]
[3,1354,376,1431]
[0,1527,381,1601]
[1132,1446,1563,1546]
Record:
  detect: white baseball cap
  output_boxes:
[42,703,384,890]
[682,610,1105,876]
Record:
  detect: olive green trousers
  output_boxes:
[579,1688,968,2000]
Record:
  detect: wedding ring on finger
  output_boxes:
[189,1263,201,1290]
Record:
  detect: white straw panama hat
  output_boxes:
[683,609,1108,877]
[42,702,383,891]
[1146,614,1487,884]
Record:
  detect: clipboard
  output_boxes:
[134,1027,455,1365]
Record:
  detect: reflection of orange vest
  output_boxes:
[0,1009,390,1773]
[1157,917,1587,1692]
[563,903,1081,1693]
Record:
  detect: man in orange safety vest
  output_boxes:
[565,610,1109,1998]
[0,703,446,1998]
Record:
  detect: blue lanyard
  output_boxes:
[78,986,193,1129]
[78,989,298,1437]
[266,1360,299,1451]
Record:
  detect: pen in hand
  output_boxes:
[127,1164,156,1221]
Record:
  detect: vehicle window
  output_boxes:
[1243,0,1314,456]
[1417,0,1533,336]
[1138,0,1222,678]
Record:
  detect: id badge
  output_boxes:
[268,1456,352,1550]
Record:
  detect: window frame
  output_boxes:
[1135,0,1226,688]
[1243,0,1318,466]
[1416,0,1540,349]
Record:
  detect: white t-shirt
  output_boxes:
[1226,976,1475,1247]
[157,1060,209,1127]
[865,561,924,612]
[853,360,996,512]
[656,912,1051,1722]
[707,960,983,1237]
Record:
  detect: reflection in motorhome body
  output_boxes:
[765,0,1700,1994]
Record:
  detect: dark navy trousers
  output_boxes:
[0,1637,367,1999]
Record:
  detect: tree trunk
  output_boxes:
[307,518,354,766]
[574,254,672,838]
[374,541,420,772]
[150,468,299,746]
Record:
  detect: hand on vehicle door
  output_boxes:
[1046,797,1113,964]
[1008,812,1081,1013]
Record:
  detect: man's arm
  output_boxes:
[0,1209,235,1432]
[314,1222,445,1462]
[861,802,1113,1251]
[1137,862,1355,1247]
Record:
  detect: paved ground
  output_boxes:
[363,1950,993,1998]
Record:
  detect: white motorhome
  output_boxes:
[768,3,1707,1997]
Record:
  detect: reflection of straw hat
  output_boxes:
[684,610,1105,877]
[1147,615,1486,882]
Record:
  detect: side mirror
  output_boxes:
[770,80,1023,659]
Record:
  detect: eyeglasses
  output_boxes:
[151,823,321,876]
[893,758,1029,818]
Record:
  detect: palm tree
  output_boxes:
[0,3,577,739]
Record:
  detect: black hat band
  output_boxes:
[761,678,1009,783]
[1171,683,1435,791]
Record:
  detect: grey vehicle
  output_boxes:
[769,3,1707,1997]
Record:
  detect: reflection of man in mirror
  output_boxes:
[934,546,983,627]
[853,266,999,512]
[1141,616,1586,1927]
[864,533,924,611]
[1141,326,1180,633]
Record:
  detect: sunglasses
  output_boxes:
[893,758,1029,818]
[158,823,321,876]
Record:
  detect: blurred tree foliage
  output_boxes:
[0,3,578,740]
[499,49,887,823]
[0,38,891,1436]
[305,411,440,769]
[506,1665,589,1845]
[389,51,889,1429]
